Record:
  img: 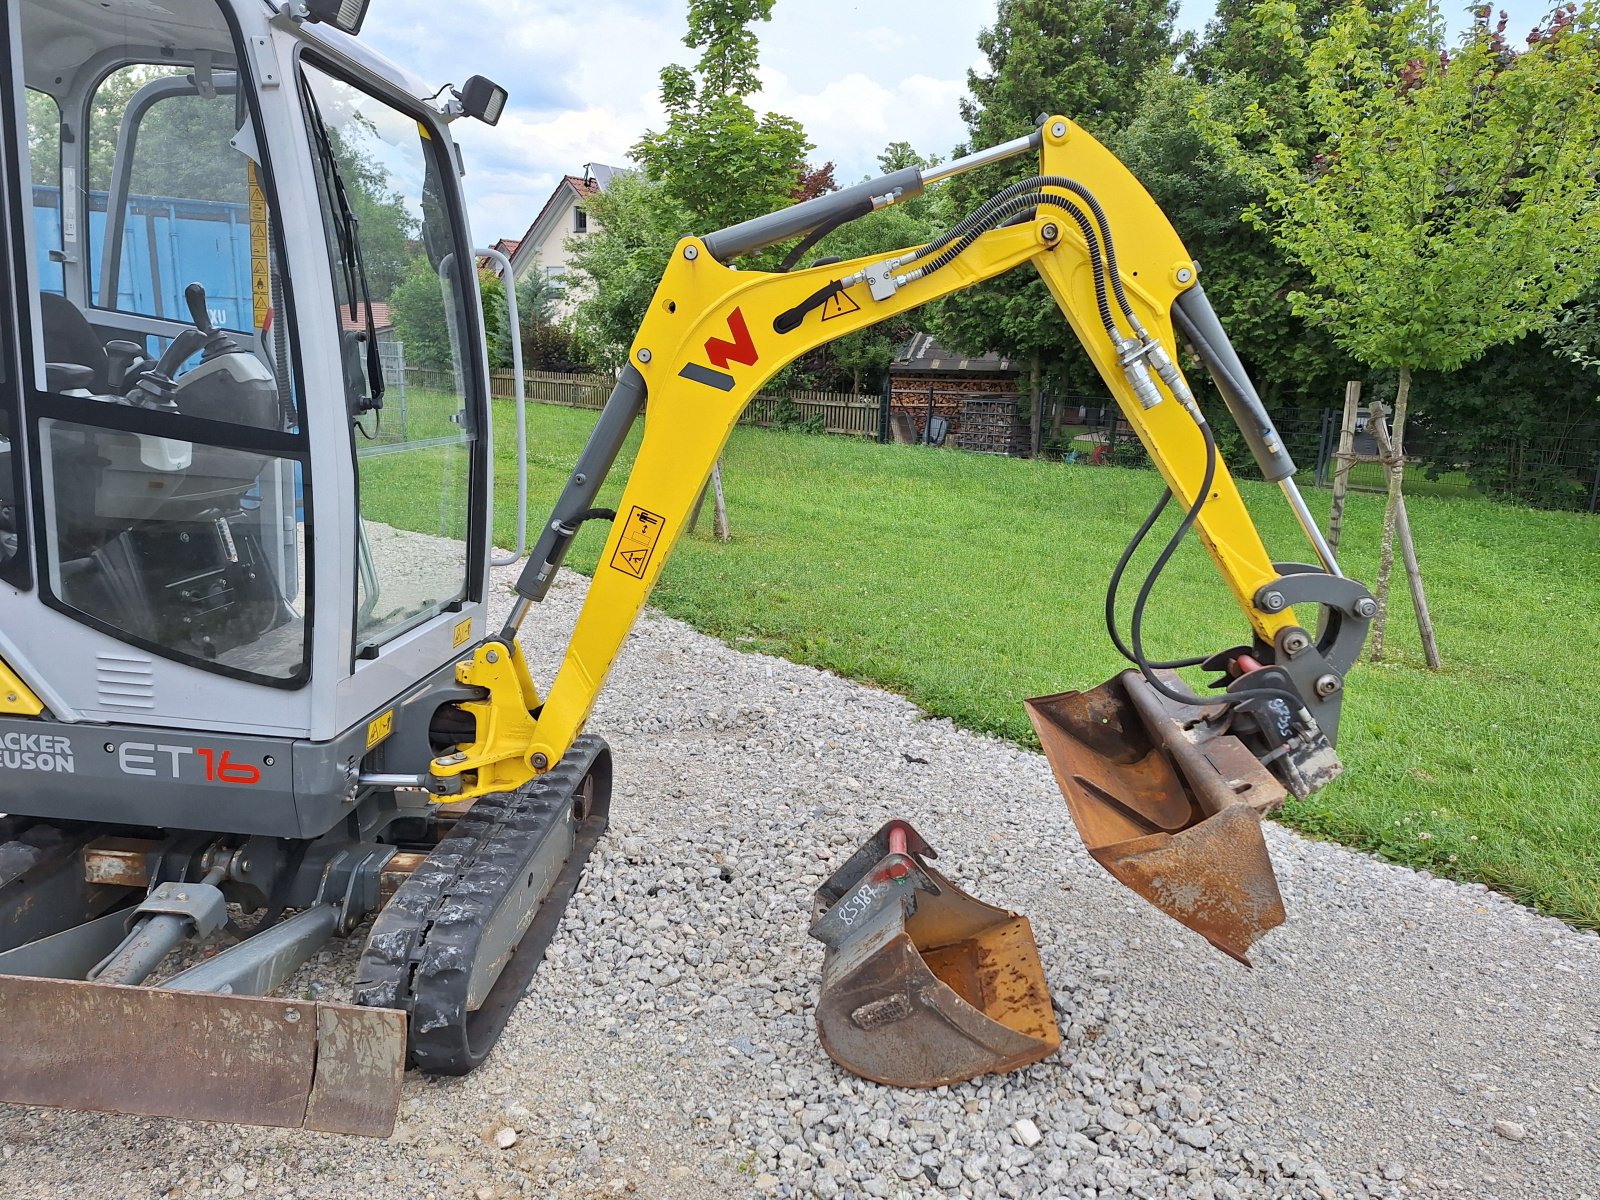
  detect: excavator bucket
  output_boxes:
[1026,669,1288,964]
[808,820,1060,1088]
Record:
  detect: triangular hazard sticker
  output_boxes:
[821,291,862,321]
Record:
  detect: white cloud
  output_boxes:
[359,0,993,240]
[361,0,1548,243]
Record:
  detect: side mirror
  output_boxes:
[454,76,507,126]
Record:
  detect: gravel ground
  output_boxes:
[1,563,1597,1200]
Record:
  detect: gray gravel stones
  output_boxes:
[1,563,1598,1200]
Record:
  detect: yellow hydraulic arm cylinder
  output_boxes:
[500,118,1299,782]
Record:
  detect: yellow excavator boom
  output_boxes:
[442,116,1375,999]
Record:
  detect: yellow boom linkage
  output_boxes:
[439,116,1374,975]
[529,119,1291,768]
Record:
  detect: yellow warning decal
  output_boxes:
[248,162,270,330]
[0,658,44,717]
[821,290,862,321]
[452,617,474,647]
[610,506,666,580]
[366,709,395,749]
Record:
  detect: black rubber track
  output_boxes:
[353,736,611,1074]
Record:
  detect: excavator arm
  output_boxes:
[442,116,1375,963]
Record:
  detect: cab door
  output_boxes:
[295,56,486,667]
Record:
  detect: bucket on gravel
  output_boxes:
[1026,669,1287,964]
[808,819,1060,1088]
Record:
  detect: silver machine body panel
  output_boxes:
[0,0,496,770]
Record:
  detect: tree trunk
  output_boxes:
[711,460,729,543]
[1367,402,1441,669]
[1368,368,1410,661]
[1029,352,1042,459]
[1326,380,1360,557]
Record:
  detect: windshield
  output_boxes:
[300,58,478,654]
[7,0,310,684]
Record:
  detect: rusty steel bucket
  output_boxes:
[1026,669,1288,964]
[808,820,1060,1088]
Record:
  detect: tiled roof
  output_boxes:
[338,301,393,333]
[891,331,1016,374]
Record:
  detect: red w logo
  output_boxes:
[703,308,759,369]
[678,307,760,392]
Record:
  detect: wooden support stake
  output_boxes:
[711,460,730,543]
[1327,381,1360,556]
[1368,400,1441,669]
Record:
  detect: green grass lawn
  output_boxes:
[370,396,1600,929]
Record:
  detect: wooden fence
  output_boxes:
[408,367,882,437]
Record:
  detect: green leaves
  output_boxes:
[1198,0,1600,375]
[935,0,1180,383]
[632,0,810,239]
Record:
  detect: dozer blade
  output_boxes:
[809,820,1060,1088]
[0,975,405,1136]
[1026,669,1288,964]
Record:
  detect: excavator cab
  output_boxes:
[0,0,551,1133]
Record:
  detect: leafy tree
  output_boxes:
[566,174,692,370]
[478,267,512,370]
[1199,0,1600,656]
[325,124,421,299]
[1546,291,1600,378]
[1408,336,1600,507]
[932,0,1180,452]
[390,258,454,367]
[25,89,60,186]
[633,0,811,241]
[1114,69,1354,463]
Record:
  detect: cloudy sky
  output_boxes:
[358,0,1561,245]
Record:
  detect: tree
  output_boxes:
[566,173,692,370]
[1114,71,1354,468]
[1199,0,1600,658]
[633,0,811,242]
[933,0,1180,453]
[1113,1,1402,442]
[478,267,512,370]
[629,0,815,539]
[25,89,60,187]
[390,258,454,367]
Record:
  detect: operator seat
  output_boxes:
[39,292,110,393]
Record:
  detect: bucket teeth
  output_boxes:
[1027,670,1289,963]
[809,820,1060,1088]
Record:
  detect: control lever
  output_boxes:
[184,282,217,335]
[105,340,147,392]
[184,281,244,362]
[151,327,210,383]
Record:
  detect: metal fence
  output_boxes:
[1308,407,1600,513]
[401,359,1600,515]
[446,368,885,435]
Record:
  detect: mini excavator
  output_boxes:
[0,0,1373,1133]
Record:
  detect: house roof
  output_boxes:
[338,301,393,333]
[505,164,627,277]
[891,332,1016,374]
[479,237,522,273]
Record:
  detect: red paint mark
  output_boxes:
[703,308,758,370]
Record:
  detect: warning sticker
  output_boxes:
[366,709,395,749]
[821,290,862,321]
[610,507,666,580]
[248,163,271,330]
